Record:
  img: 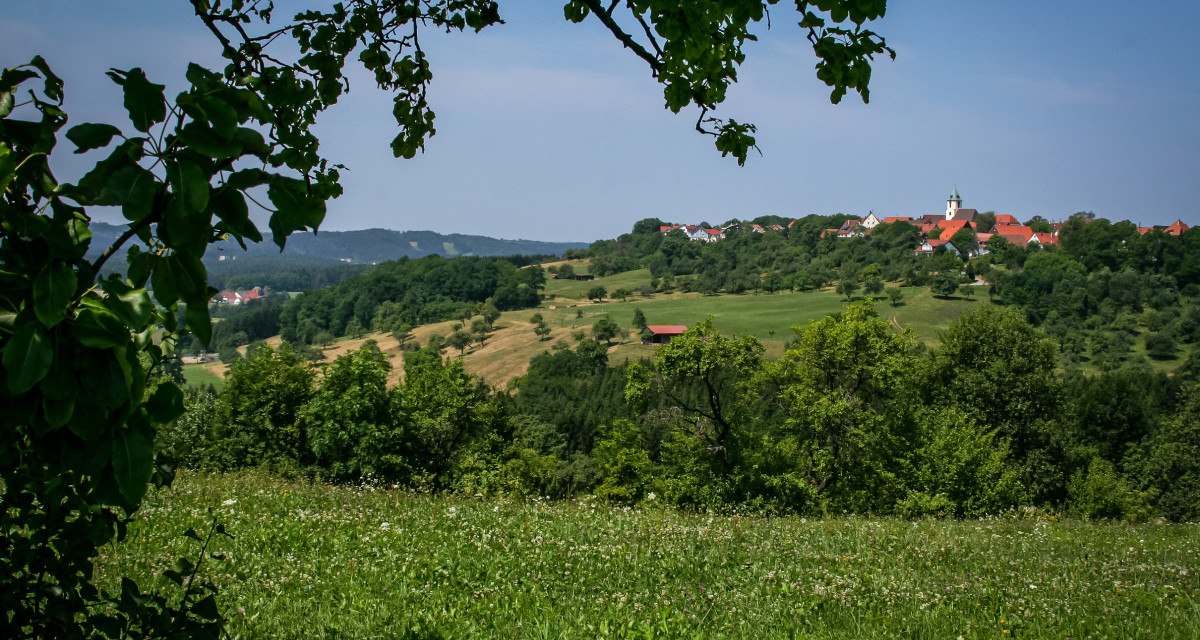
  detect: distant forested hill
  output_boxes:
[87,222,585,264]
[85,222,586,289]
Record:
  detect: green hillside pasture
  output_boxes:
[182,363,224,391]
[533,287,980,355]
[99,471,1200,639]
[543,267,651,300]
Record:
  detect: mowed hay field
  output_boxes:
[99,471,1200,639]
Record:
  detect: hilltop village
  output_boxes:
[659,189,1191,257]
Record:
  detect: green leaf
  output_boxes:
[563,0,591,23]
[224,168,269,191]
[150,256,179,307]
[80,348,132,410]
[28,55,63,101]
[0,145,16,194]
[33,262,78,327]
[43,394,75,428]
[211,187,262,243]
[2,322,53,394]
[72,300,129,349]
[267,177,326,249]
[185,299,212,346]
[68,396,108,441]
[0,89,14,118]
[145,382,185,423]
[39,354,76,400]
[178,121,242,159]
[92,280,154,330]
[197,92,240,135]
[66,123,122,153]
[169,159,211,213]
[117,68,167,132]
[69,138,147,205]
[99,165,159,221]
[161,195,210,249]
[113,425,153,505]
[192,594,220,621]
[162,569,184,586]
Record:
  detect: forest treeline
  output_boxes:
[275,255,546,344]
[166,301,1200,521]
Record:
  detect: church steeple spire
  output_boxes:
[946,187,962,220]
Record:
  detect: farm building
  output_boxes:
[644,325,688,344]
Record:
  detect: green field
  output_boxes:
[99,471,1200,639]
[182,363,225,391]
[543,267,654,300]
[536,266,1194,370]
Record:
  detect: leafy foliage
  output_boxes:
[760,301,918,511]
[302,341,394,481]
[564,0,894,163]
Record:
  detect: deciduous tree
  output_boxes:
[626,317,764,469]
[758,302,918,509]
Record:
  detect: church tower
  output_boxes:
[946,187,962,220]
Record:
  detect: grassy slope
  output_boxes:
[99,471,1200,639]
[182,363,225,391]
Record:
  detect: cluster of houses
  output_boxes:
[214,286,270,305]
[661,189,1191,258]
[658,222,786,243]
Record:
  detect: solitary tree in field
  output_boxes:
[587,286,608,302]
[837,278,859,300]
[931,273,961,298]
[632,308,648,332]
[592,317,626,345]
[482,304,501,329]
[886,287,905,307]
[447,330,473,355]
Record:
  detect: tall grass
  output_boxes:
[99,471,1200,638]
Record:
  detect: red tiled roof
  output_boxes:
[705,228,723,236]
[881,216,912,224]
[1165,219,1190,236]
[994,214,1020,226]
[936,219,972,236]
[994,233,1030,248]
[993,224,1034,240]
[646,325,688,335]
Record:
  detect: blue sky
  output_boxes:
[3,1,1198,242]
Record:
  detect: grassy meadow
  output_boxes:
[99,471,1200,639]
[183,363,226,391]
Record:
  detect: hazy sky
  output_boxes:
[3,1,1198,242]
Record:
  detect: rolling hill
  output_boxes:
[86,222,587,265]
